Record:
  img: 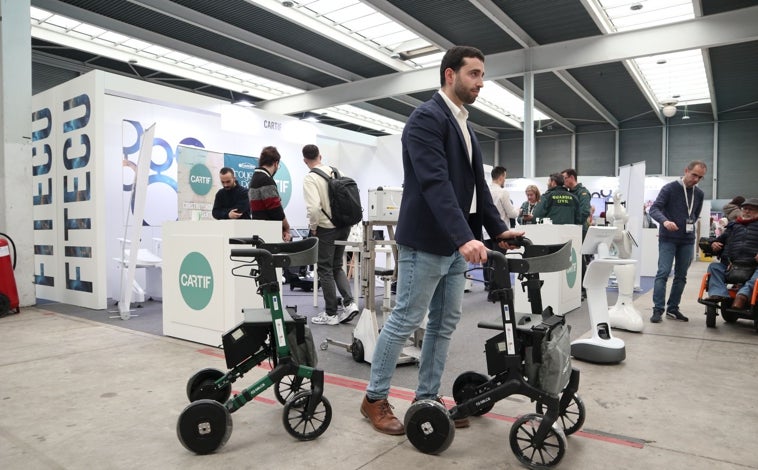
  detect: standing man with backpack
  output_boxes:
[302,144,361,326]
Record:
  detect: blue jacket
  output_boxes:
[649,179,704,245]
[395,93,508,256]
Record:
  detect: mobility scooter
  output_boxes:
[404,239,584,469]
[176,236,331,454]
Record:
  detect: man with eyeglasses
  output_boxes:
[704,198,758,310]
[649,160,708,323]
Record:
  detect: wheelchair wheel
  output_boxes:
[452,371,493,416]
[404,399,455,455]
[509,413,566,468]
[177,399,233,454]
[705,305,718,328]
[535,393,586,436]
[274,374,311,405]
[351,338,364,363]
[186,368,232,404]
[282,390,332,441]
[721,308,738,323]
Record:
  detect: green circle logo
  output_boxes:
[179,252,214,310]
[189,164,213,195]
[566,247,578,288]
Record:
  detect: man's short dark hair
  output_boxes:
[491,166,506,180]
[440,46,485,87]
[219,167,234,176]
[259,146,281,167]
[550,173,565,187]
[562,168,577,179]
[302,144,319,160]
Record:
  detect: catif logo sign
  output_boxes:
[565,247,578,288]
[179,252,213,310]
[189,163,213,195]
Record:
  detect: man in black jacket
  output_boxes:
[704,198,758,310]
[212,167,250,220]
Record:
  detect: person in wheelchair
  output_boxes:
[704,198,758,310]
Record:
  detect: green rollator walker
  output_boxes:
[176,236,331,454]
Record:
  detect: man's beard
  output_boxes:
[454,81,479,105]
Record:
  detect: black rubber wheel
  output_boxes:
[282,390,332,441]
[536,393,586,436]
[452,371,493,416]
[274,375,311,405]
[186,368,232,404]
[176,399,233,454]
[509,413,566,468]
[404,399,455,455]
[705,305,717,328]
[721,308,738,323]
[351,338,364,363]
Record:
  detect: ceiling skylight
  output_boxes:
[275,0,546,126]
[30,6,401,134]
[594,0,711,107]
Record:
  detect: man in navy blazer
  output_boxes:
[361,46,523,435]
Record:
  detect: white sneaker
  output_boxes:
[340,302,360,324]
[311,311,340,325]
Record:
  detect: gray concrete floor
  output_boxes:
[1,260,757,469]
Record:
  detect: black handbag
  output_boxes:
[725,261,756,284]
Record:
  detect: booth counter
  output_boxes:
[514,224,582,315]
[162,220,280,346]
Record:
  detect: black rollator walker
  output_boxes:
[176,237,332,454]
[404,238,584,469]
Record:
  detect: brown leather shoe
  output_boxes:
[361,396,405,435]
[413,396,470,429]
[731,294,749,310]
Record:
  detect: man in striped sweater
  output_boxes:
[249,146,291,241]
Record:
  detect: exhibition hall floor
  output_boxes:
[2,260,757,469]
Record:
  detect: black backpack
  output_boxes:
[310,166,363,228]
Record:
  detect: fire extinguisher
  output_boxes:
[0,232,20,317]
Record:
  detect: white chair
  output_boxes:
[115,238,162,303]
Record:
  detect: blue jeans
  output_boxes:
[708,262,758,299]
[366,244,467,400]
[653,241,694,313]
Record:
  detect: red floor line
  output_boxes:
[194,347,643,449]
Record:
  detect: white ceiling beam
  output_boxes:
[361,0,453,50]
[693,0,719,121]
[495,80,574,132]
[261,6,758,115]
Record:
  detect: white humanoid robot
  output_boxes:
[604,192,644,332]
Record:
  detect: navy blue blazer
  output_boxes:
[395,93,508,256]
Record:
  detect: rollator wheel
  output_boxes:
[404,399,455,455]
[509,413,566,468]
[535,393,586,436]
[186,368,232,404]
[177,399,233,454]
[351,338,364,363]
[282,390,332,440]
[274,374,311,405]
[452,371,493,416]
[705,305,717,328]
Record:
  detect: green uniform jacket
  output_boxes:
[533,186,582,225]
[569,182,592,234]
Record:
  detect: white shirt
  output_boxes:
[438,90,476,213]
[303,163,336,231]
[489,182,519,229]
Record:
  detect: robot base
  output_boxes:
[608,304,644,332]
[571,337,626,364]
